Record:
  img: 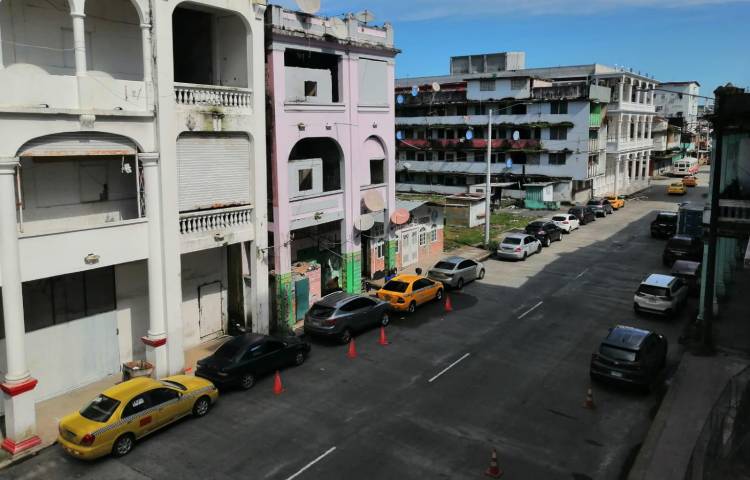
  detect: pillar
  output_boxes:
[0,159,41,455]
[614,156,620,195]
[70,12,87,76]
[635,82,642,104]
[140,23,153,103]
[618,79,624,103]
[648,117,653,139]
[630,154,637,180]
[0,16,4,69]
[138,153,168,378]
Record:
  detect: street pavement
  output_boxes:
[0,174,710,480]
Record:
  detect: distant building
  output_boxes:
[654,81,701,130]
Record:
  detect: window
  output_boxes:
[445,152,455,162]
[80,395,120,423]
[419,232,427,246]
[456,151,467,162]
[376,241,385,259]
[550,101,568,114]
[446,130,456,139]
[413,279,433,290]
[511,103,527,114]
[474,153,485,163]
[304,81,318,97]
[372,224,384,238]
[549,127,568,140]
[298,169,313,191]
[416,152,426,162]
[370,159,385,184]
[510,78,526,90]
[150,388,180,406]
[341,298,375,312]
[405,151,415,161]
[437,151,445,161]
[549,153,567,165]
[122,394,151,419]
[430,229,438,243]
[395,240,399,253]
[480,79,495,91]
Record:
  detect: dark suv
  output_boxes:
[524,220,563,247]
[587,198,614,217]
[568,206,596,225]
[590,325,667,389]
[650,212,678,238]
[304,292,390,344]
[662,235,703,266]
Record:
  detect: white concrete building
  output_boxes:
[654,81,700,130]
[0,0,269,454]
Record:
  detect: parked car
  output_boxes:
[428,256,485,289]
[568,206,597,225]
[633,274,689,317]
[662,235,704,266]
[551,213,580,233]
[650,211,678,238]
[682,175,698,187]
[605,195,625,210]
[587,198,614,217]
[496,233,542,261]
[590,325,667,389]
[667,182,687,195]
[376,274,443,313]
[58,375,218,460]
[524,220,563,247]
[304,292,390,344]
[670,260,702,295]
[196,333,310,390]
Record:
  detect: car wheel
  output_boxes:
[192,395,211,417]
[544,237,551,247]
[380,313,390,326]
[456,278,464,290]
[522,252,528,261]
[478,269,485,280]
[558,233,563,242]
[536,245,542,254]
[239,373,256,390]
[408,302,416,314]
[633,303,640,314]
[436,289,444,300]
[339,329,352,344]
[112,433,135,458]
[294,351,306,366]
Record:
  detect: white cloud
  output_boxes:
[275,0,749,21]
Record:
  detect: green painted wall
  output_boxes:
[386,240,398,271]
[341,252,362,294]
[274,272,295,330]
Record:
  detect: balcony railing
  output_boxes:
[588,138,600,153]
[174,83,253,108]
[179,206,253,235]
[399,138,543,151]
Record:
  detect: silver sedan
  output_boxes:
[427,256,485,289]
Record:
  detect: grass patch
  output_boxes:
[444,212,531,251]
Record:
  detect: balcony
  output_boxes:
[713,199,750,238]
[588,138,600,153]
[179,206,255,254]
[400,138,543,151]
[396,113,577,128]
[288,191,345,231]
[606,137,654,153]
[174,83,253,110]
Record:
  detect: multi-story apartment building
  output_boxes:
[650,117,683,175]
[654,81,700,129]
[396,54,658,200]
[265,6,398,328]
[0,0,268,453]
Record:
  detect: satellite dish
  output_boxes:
[396,94,404,104]
[512,130,520,141]
[354,10,375,23]
[354,214,375,232]
[391,208,410,225]
[432,82,441,92]
[506,158,513,169]
[396,131,403,140]
[465,130,474,140]
[363,190,385,212]
[411,85,419,97]
[295,0,320,14]
[327,17,347,39]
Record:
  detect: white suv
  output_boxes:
[551,213,580,233]
[634,274,689,317]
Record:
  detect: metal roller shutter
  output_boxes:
[177,133,252,212]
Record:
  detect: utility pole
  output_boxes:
[484,109,493,248]
[700,119,721,353]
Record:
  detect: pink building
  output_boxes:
[265,6,398,328]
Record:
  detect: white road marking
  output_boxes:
[285,447,337,480]
[575,268,589,280]
[518,301,543,319]
[428,353,471,383]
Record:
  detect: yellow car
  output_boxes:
[376,274,444,313]
[682,176,698,187]
[58,375,218,460]
[667,182,687,195]
[605,195,625,210]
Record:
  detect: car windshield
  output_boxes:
[552,216,566,221]
[527,222,544,229]
[638,285,669,297]
[671,183,683,187]
[656,214,677,223]
[160,380,187,391]
[80,394,120,423]
[309,304,335,317]
[600,345,637,362]
[587,200,600,205]
[382,280,409,293]
[214,341,242,360]
[502,237,522,245]
[668,238,692,249]
[434,261,457,270]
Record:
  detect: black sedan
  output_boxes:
[196,334,310,390]
[590,325,667,390]
[304,292,390,344]
[524,220,563,247]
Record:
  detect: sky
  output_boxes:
[276,0,750,99]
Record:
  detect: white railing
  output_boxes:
[179,206,253,235]
[174,83,253,108]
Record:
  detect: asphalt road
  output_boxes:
[1,172,710,480]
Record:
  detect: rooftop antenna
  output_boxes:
[295,0,321,14]
[355,10,375,23]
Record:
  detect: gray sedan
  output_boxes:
[427,256,485,289]
[304,292,390,344]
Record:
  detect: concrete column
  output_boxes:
[0,16,4,69]
[630,155,637,180]
[70,12,87,76]
[635,82,642,104]
[140,23,153,105]
[644,150,651,180]
[0,159,41,455]
[618,80,624,103]
[139,153,168,378]
[648,117,654,139]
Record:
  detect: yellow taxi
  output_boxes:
[682,175,698,187]
[58,375,218,460]
[376,274,444,313]
[605,195,625,210]
[667,182,687,195]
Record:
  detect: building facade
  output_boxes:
[265,6,398,329]
[654,81,700,130]
[0,0,269,454]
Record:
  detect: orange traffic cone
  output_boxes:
[583,387,595,409]
[273,371,284,395]
[378,326,389,346]
[347,338,358,359]
[485,449,503,478]
[444,295,453,312]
